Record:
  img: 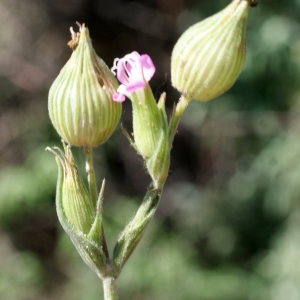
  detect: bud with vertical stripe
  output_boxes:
[171,0,257,101]
[48,23,121,147]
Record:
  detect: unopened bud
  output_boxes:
[48,23,121,147]
[171,0,257,101]
[47,143,107,278]
[49,144,94,234]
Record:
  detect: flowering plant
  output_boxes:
[47,1,257,299]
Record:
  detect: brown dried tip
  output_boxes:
[67,22,85,50]
[249,0,258,7]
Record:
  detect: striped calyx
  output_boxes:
[131,89,170,189]
[48,23,121,147]
[171,0,256,102]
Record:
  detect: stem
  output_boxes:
[84,147,98,207]
[168,95,191,148]
[84,147,110,260]
[103,277,118,300]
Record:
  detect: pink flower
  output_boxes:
[111,51,155,102]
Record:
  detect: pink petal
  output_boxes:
[140,54,155,82]
[113,92,126,102]
[126,80,146,92]
[111,51,156,100]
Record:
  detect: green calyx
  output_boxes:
[46,143,108,278]
[171,0,256,102]
[56,144,94,234]
[48,23,122,147]
[126,87,170,189]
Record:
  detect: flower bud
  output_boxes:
[171,0,257,101]
[48,23,121,147]
[47,143,107,278]
[50,144,94,234]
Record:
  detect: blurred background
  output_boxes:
[0,0,300,299]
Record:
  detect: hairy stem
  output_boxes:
[103,277,118,300]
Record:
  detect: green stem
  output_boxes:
[84,147,98,207]
[168,95,191,148]
[84,147,110,260]
[103,277,118,300]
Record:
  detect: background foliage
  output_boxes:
[0,0,300,299]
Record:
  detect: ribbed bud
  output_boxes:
[171,0,257,101]
[48,23,121,147]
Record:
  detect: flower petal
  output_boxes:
[111,51,156,102]
[113,93,125,102]
[140,54,155,82]
[126,80,146,92]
